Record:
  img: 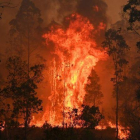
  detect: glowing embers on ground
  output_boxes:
[95,122,130,140]
[42,13,106,126]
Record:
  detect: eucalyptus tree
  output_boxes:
[102,29,129,139]
[1,56,44,139]
[123,0,140,49]
[9,0,44,58]
[8,1,45,139]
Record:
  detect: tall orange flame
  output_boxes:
[30,13,130,139]
[42,13,106,126]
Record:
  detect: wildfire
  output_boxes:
[41,13,106,126]
[29,13,130,139]
[95,122,130,140]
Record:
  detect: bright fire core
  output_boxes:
[42,13,106,126]
[30,13,130,139]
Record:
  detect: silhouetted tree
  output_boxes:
[102,29,129,139]
[123,0,140,50]
[66,108,80,128]
[119,74,140,139]
[9,0,44,56]
[80,105,103,129]
[0,91,12,140]
[8,1,45,139]
[122,2,140,138]
[2,56,44,140]
[84,69,103,107]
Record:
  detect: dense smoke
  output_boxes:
[0,0,112,120]
[77,0,107,25]
[0,0,132,125]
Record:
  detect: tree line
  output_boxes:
[0,0,140,140]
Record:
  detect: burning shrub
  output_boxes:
[80,105,104,129]
[42,121,52,129]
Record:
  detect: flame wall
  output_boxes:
[41,13,106,126]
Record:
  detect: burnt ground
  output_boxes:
[0,127,116,140]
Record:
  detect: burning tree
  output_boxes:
[102,29,129,139]
[43,13,106,126]
[81,105,103,129]
[84,69,103,107]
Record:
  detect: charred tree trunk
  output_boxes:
[24,11,30,140]
[5,122,9,140]
[116,74,119,140]
[102,29,129,140]
[0,130,1,140]
[24,107,29,140]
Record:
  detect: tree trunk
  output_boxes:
[116,75,119,140]
[24,107,29,140]
[5,123,9,140]
[63,62,65,128]
[24,11,30,140]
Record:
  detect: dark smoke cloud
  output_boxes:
[76,0,108,45]
[34,0,108,28]
[34,0,77,25]
[76,0,108,26]
[0,0,109,107]
[37,0,108,47]
[0,0,128,118]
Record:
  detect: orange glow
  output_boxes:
[108,122,130,140]
[93,5,99,12]
[31,13,106,127]
[29,13,130,139]
[96,122,130,139]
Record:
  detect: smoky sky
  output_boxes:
[36,0,108,28]
[0,0,107,58]
[0,0,128,51]
[0,0,129,114]
[77,0,107,26]
[0,0,128,39]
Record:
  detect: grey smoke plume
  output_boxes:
[77,0,108,26]
[34,0,108,27]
